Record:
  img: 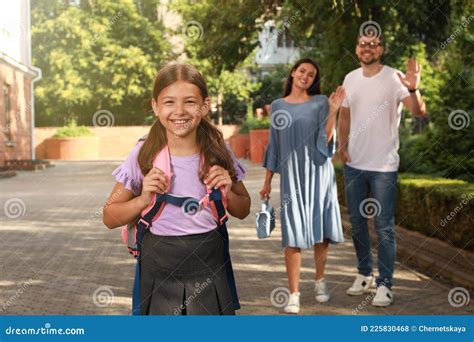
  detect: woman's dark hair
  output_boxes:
[283,58,321,97]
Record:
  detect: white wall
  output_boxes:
[0,0,31,66]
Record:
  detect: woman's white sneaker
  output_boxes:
[346,274,375,296]
[283,292,300,314]
[372,285,394,307]
[315,279,330,303]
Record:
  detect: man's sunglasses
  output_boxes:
[358,41,381,49]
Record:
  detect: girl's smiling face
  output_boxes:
[152,80,210,138]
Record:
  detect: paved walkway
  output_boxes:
[0,160,472,315]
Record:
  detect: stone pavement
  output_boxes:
[0,160,472,315]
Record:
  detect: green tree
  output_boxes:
[171,0,266,124]
[280,1,450,91]
[251,64,288,110]
[32,0,170,126]
[281,0,472,180]
[408,1,474,180]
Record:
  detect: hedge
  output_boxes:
[53,118,95,138]
[334,164,474,251]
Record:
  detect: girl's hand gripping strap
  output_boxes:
[202,187,228,226]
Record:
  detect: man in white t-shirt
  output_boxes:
[338,32,426,307]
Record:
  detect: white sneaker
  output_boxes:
[346,274,375,296]
[283,292,300,314]
[372,285,394,307]
[314,279,330,303]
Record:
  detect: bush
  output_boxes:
[53,119,95,138]
[222,93,247,124]
[398,126,439,176]
[238,117,270,134]
[251,66,287,111]
[398,122,474,182]
[334,164,474,251]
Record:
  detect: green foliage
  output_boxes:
[32,0,170,126]
[53,118,95,138]
[397,1,474,181]
[171,0,263,74]
[279,0,472,180]
[222,94,247,125]
[334,165,474,250]
[280,1,452,93]
[170,1,262,124]
[238,117,270,134]
[397,174,473,251]
[31,0,472,180]
[251,65,288,110]
[393,42,444,113]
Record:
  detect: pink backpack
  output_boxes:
[122,137,238,315]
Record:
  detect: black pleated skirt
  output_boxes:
[139,228,235,315]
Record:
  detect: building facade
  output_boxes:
[0,0,41,165]
[255,20,300,76]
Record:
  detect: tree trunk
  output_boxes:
[217,90,223,126]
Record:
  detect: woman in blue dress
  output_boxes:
[260,58,345,314]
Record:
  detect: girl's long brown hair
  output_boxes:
[137,63,236,183]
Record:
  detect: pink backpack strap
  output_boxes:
[141,145,171,221]
[152,145,171,192]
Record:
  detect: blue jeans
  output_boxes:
[343,164,398,288]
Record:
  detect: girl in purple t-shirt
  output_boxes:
[103,63,251,315]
